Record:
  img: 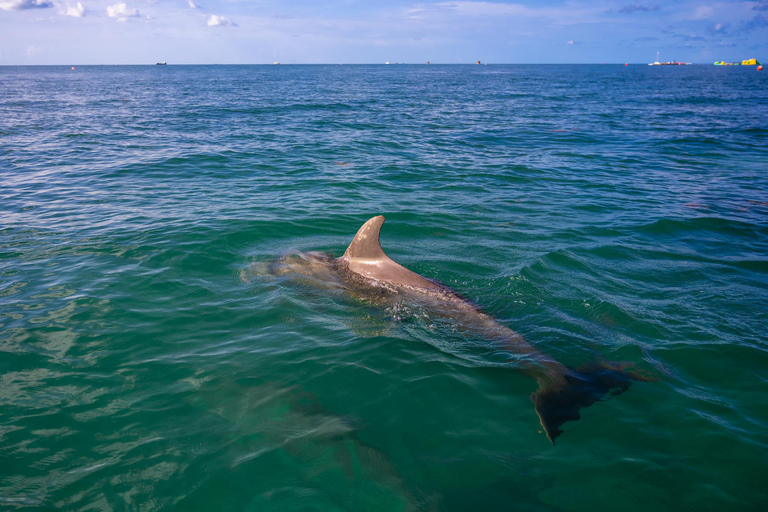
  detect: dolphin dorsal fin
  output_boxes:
[344,216,387,260]
[341,215,444,290]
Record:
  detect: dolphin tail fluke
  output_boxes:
[531,361,649,444]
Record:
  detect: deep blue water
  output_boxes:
[1,64,767,511]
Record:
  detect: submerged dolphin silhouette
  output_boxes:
[268,215,646,443]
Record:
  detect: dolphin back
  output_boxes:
[337,216,651,445]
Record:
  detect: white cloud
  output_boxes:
[106,2,139,22]
[207,14,236,27]
[567,40,574,45]
[0,0,52,11]
[62,1,85,17]
[187,0,196,8]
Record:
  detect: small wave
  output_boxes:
[637,216,765,239]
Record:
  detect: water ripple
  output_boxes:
[1,64,767,511]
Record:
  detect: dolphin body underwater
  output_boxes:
[267,215,647,444]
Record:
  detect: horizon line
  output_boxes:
[1,62,721,67]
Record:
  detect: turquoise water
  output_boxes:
[1,64,767,511]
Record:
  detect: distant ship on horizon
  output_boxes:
[156,62,167,66]
[648,52,688,66]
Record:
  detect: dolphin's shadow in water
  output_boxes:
[256,216,652,444]
[178,377,436,510]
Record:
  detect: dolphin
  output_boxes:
[267,215,647,443]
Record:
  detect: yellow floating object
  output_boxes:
[714,59,761,66]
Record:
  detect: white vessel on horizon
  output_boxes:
[649,52,688,66]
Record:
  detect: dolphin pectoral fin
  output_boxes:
[531,363,637,444]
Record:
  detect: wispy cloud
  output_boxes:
[106,2,139,22]
[0,0,53,11]
[678,32,705,41]
[740,14,768,31]
[434,2,541,17]
[207,14,236,27]
[62,1,85,17]
[187,0,196,8]
[611,4,660,15]
[26,44,42,57]
[409,1,606,27]
[693,5,713,20]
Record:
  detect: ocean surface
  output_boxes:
[1,64,767,511]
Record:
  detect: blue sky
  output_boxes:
[1,1,766,64]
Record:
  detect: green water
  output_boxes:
[1,65,767,511]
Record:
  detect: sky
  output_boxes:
[0,0,766,64]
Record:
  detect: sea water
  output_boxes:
[1,64,767,511]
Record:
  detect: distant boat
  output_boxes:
[156,62,167,65]
[648,52,688,66]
